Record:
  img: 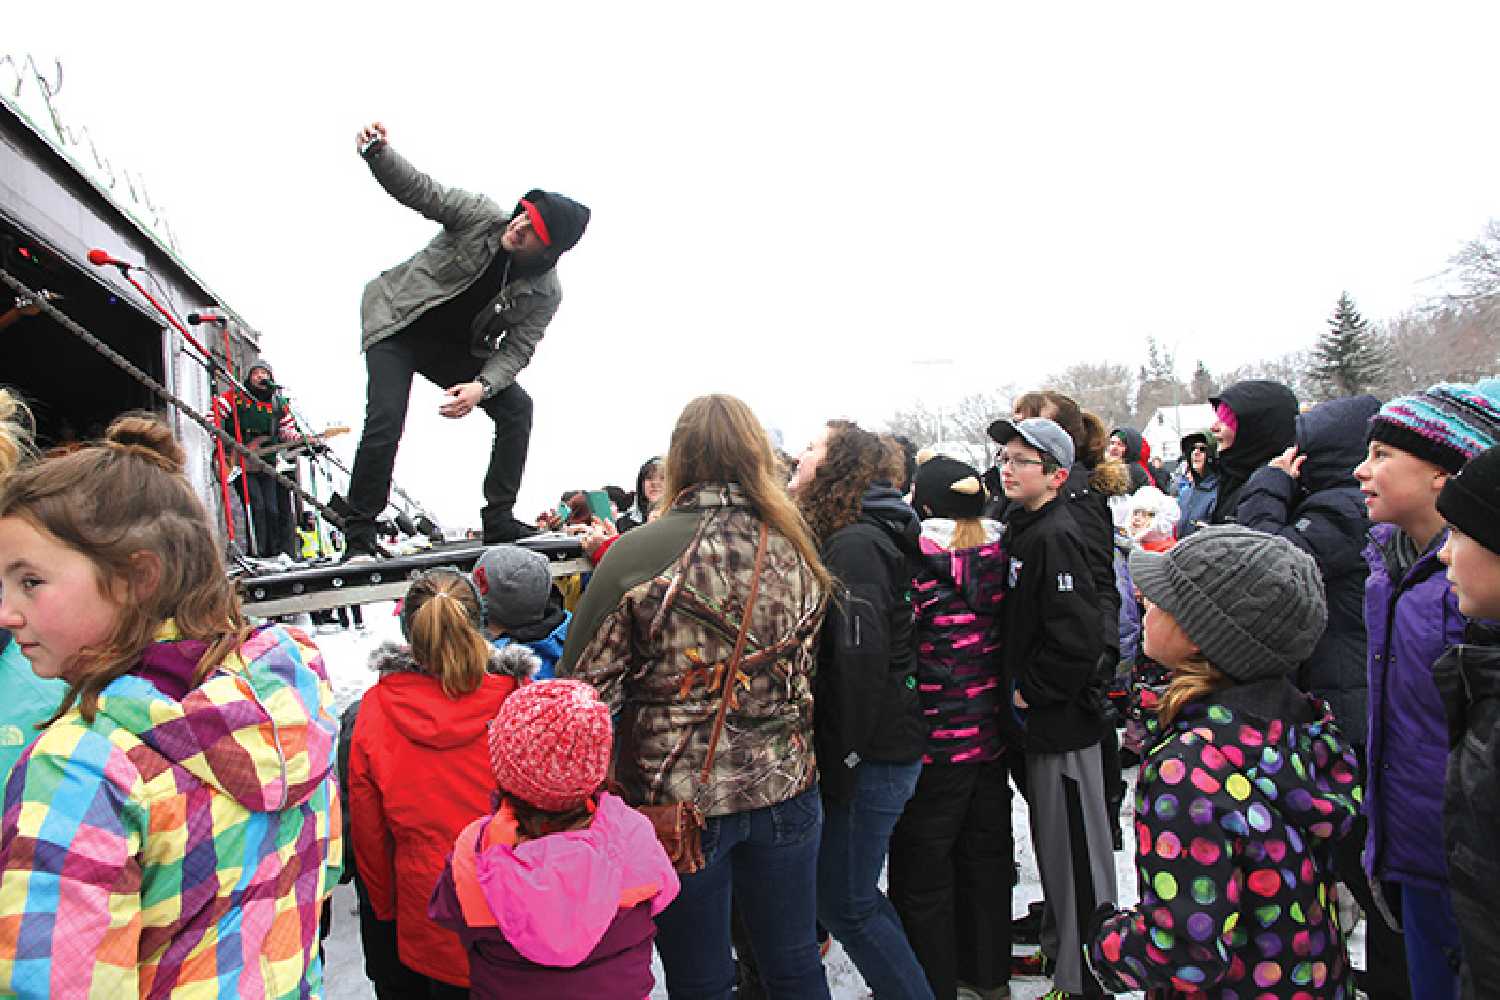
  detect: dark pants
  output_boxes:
[1397,883,1462,1000]
[1339,748,1411,999]
[347,327,533,545]
[818,759,935,1000]
[889,759,1014,1000]
[353,875,468,999]
[654,787,831,1000]
[246,470,295,557]
[1098,716,1124,840]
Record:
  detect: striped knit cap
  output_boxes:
[1367,377,1500,474]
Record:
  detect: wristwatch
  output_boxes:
[475,374,497,400]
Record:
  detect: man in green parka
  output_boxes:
[339,122,591,558]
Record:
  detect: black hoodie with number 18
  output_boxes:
[1003,494,1106,754]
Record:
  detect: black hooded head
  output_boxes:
[1210,380,1300,484]
[1110,426,1145,464]
[1295,394,1381,493]
[513,189,590,269]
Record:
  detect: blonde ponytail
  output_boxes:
[405,571,490,697]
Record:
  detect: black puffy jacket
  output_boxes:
[815,485,927,802]
[1208,380,1299,525]
[1236,394,1377,738]
[1434,621,1500,999]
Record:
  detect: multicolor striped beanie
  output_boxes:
[1367,378,1500,474]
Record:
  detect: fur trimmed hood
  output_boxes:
[368,640,539,681]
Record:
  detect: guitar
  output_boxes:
[250,426,351,459]
[224,427,351,482]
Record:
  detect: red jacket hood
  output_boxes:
[367,642,528,749]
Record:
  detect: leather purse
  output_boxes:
[637,522,770,875]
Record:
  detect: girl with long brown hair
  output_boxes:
[347,566,532,998]
[0,412,340,997]
[559,393,832,998]
[791,418,933,1000]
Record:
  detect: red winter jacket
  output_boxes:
[348,642,529,986]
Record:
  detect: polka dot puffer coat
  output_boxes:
[1089,678,1362,998]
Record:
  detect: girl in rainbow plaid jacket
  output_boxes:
[0,415,341,999]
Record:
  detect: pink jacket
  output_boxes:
[430,792,679,998]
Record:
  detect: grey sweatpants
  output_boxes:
[1027,743,1117,994]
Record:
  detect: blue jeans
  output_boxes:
[819,759,935,1000]
[654,787,831,1000]
[1399,883,1463,1000]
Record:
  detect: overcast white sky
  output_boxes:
[8,3,1500,530]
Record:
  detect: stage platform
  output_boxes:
[237,534,588,618]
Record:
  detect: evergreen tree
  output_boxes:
[1310,292,1385,398]
[1190,360,1216,402]
[1134,336,1187,423]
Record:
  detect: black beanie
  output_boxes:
[1437,443,1500,556]
[913,456,986,520]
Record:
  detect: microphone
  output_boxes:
[87,248,137,270]
[187,311,228,326]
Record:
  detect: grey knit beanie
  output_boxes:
[471,544,551,630]
[1128,525,1327,682]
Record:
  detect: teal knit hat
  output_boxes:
[1367,377,1500,474]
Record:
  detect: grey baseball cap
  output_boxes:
[987,417,1075,469]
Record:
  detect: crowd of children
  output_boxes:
[1,376,1500,998]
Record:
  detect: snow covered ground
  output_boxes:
[309,607,1360,999]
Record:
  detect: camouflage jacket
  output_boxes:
[557,483,826,817]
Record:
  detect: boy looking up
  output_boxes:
[1355,380,1500,997]
[992,417,1116,1000]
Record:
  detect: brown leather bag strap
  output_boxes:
[699,522,770,784]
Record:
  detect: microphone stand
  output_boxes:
[114,267,259,550]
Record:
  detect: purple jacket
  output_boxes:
[1363,522,1466,889]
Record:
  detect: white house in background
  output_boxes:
[1140,403,1216,463]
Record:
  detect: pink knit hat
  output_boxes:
[487,680,613,811]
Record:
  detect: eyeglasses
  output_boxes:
[1191,445,1208,453]
[997,455,1045,470]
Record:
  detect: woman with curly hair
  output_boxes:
[792,419,933,999]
